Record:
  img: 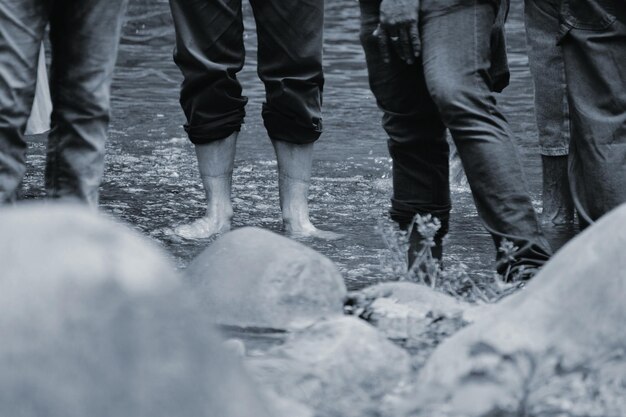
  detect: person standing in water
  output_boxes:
[0,0,128,206]
[524,0,575,225]
[557,0,626,227]
[169,0,340,240]
[359,0,552,277]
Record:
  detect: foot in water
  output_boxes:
[173,216,231,240]
[284,218,344,240]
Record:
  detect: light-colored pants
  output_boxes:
[559,0,626,224]
[524,0,570,157]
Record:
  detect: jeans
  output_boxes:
[169,0,325,145]
[559,0,626,224]
[524,0,570,157]
[0,0,128,206]
[359,0,552,272]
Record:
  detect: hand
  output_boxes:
[374,0,421,64]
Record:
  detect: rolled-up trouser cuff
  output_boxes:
[263,103,323,145]
[184,108,245,145]
[390,200,451,237]
[540,147,569,157]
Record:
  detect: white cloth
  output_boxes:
[25,44,51,135]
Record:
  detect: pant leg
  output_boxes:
[46,0,127,206]
[169,0,247,144]
[420,0,552,272]
[524,0,570,157]
[0,0,48,203]
[250,0,324,144]
[560,0,626,224]
[359,0,450,255]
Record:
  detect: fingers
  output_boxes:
[378,21,420,65]
[373,24,392,64]
[409,22,421,59]
[398,27,414,64]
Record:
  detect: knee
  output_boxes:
[427,76,495,120]
[53,82,111,122]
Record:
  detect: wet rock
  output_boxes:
[247,316,413,417]
[186,227,347,329]
[387,204,626,417]
[346,282,474,339]
[0,203,276,417]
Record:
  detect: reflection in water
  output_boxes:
[21,0,575,290]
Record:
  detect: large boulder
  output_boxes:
[185,227,347,329]
[0,203,276,417]
[247,316,413,417]
[387,204,626,416]
[0,203,178,293]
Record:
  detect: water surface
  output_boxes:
[22,0,574,290]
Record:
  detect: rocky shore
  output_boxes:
[1,202,624,416]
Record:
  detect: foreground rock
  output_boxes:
[247,316,413,417]
[387,204,626,417]
[0,204,276,417]
[0,203,178,293]
[186,227,347,329]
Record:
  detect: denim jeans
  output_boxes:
[359,0,552,272]
[559,0,626,224]
[524,0,570,157]
[169,0,325,145]
[0,0,128,206]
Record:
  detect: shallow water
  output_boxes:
[22,0,575,290]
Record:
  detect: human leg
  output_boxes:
[251,0,340,239]
[174,133,237,239]
[0,0,48,203]
[271,140,341,239]
[360,0,449,264]
[559,0,626,225]
[46,0,128,207]
[420,0,551,275]
[169,0,247,238]
[524,0,574,224]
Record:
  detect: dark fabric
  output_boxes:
[359,0,552,272]
[169,0,325,145]
[559,0,626,224]
[0,0,128,205]
[489,0,511,93]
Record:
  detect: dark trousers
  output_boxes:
[169,0,325,145]
[0,0,128,205]
[559,0,626,224]
[359,0,552,271]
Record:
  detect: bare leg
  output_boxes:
[272,139,342,240]
[174,133,236,239]
[541,155,575,225]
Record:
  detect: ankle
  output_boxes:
[206,203,233,222]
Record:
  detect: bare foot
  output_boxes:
[174,216,231,240]
[284,219,344,240]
